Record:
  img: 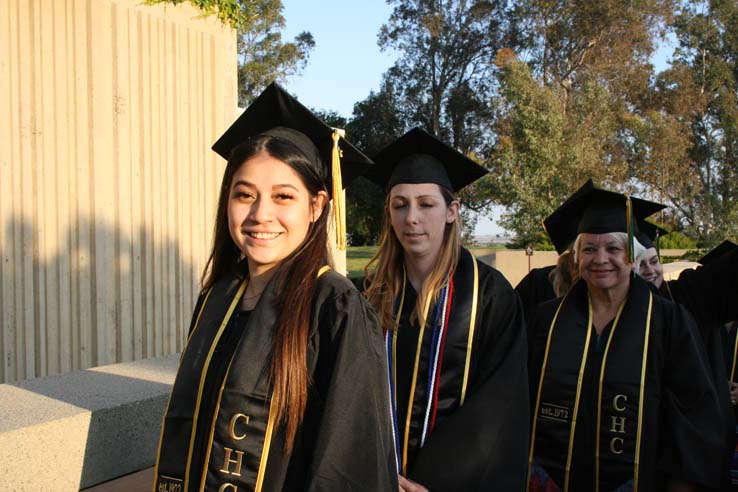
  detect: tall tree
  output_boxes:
[379,0,507,153]
[508,0,674,100]
[486,0,675,245]
[236,0,314,105]
[488,51,629,246]
[639,0,738,241]
[149,0,315,106]
[345,79,405,245]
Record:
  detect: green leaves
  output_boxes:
[144,0,244,29]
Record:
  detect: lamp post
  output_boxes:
[525,244,534,272]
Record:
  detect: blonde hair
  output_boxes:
[549,250,578,297]
[363,186,461,330]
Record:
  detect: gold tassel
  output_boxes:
[331,130,346,251]
[625,194,633,263]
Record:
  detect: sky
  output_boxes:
[280,0,396,118]
[279,1,677,237]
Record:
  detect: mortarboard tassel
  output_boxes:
[331,130,346,251]
[625,194,634,263]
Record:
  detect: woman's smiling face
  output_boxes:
[577,233,631,292]
[228,151,324,276]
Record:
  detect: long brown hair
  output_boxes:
[201,134,329,451]
[363,185,461,329]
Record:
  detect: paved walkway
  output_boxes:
[81,467,154,492]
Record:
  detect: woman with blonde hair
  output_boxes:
[363,128,529,492]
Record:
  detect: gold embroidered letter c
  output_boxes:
[613,394,627,412]
[228,413,249,441]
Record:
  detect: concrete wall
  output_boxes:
[0,355,178,491]
[478,249,559,288]
[0,0,237,382]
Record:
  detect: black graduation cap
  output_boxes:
[635,220,670,251]
[543,179,595,254]
[698,240,738,266]
[211,82,374,250]
[366,127,488,193]
[212,82,374,195]
[543,181,666,260]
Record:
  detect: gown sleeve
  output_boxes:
[665,248,738,329]
[657,302,724,489]
[515,266,555,326]
[526,298,560,419]
[305,286,399,492]
[409,272,530,492]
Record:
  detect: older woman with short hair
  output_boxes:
[528,184,723,492]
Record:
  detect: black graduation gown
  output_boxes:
[388,248,530,491]
[659,248,738,483]
[660,247,738,331]
[528,275,724,491]
[153,262,398,492]
[515,265,556,324]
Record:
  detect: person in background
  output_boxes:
[633,220,668,287]
[362,127,529,492]
[528,184,723,491]
[153,83,398,492]
[694,240,738,491]
[636,229,737,490]
[516,180,595,325]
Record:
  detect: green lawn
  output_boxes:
[346,246,378,279]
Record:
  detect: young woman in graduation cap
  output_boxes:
[152,83,398,492]
[527,183,724,492]
[634,222,738,333]
[362,128,530,492]
[635,228,738,345]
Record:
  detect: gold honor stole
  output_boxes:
[527,278,653,492]
[730,326,738,383]
[154,266,331,492]
[390,248,480,475]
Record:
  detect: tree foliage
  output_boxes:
[145,0,245,28]
[485,0,677,245]
[149,0,314,106]
[155,0,738,245]
[343,80,406,245]
[637,0,738,241]
[236,1,315,105]
[378,0,507,153]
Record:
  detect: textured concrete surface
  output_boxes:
[0,354,179,492]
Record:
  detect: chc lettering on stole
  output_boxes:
[218,413,251,491]
[609,394,627,455]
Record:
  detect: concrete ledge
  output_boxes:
[0,355,179,492]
